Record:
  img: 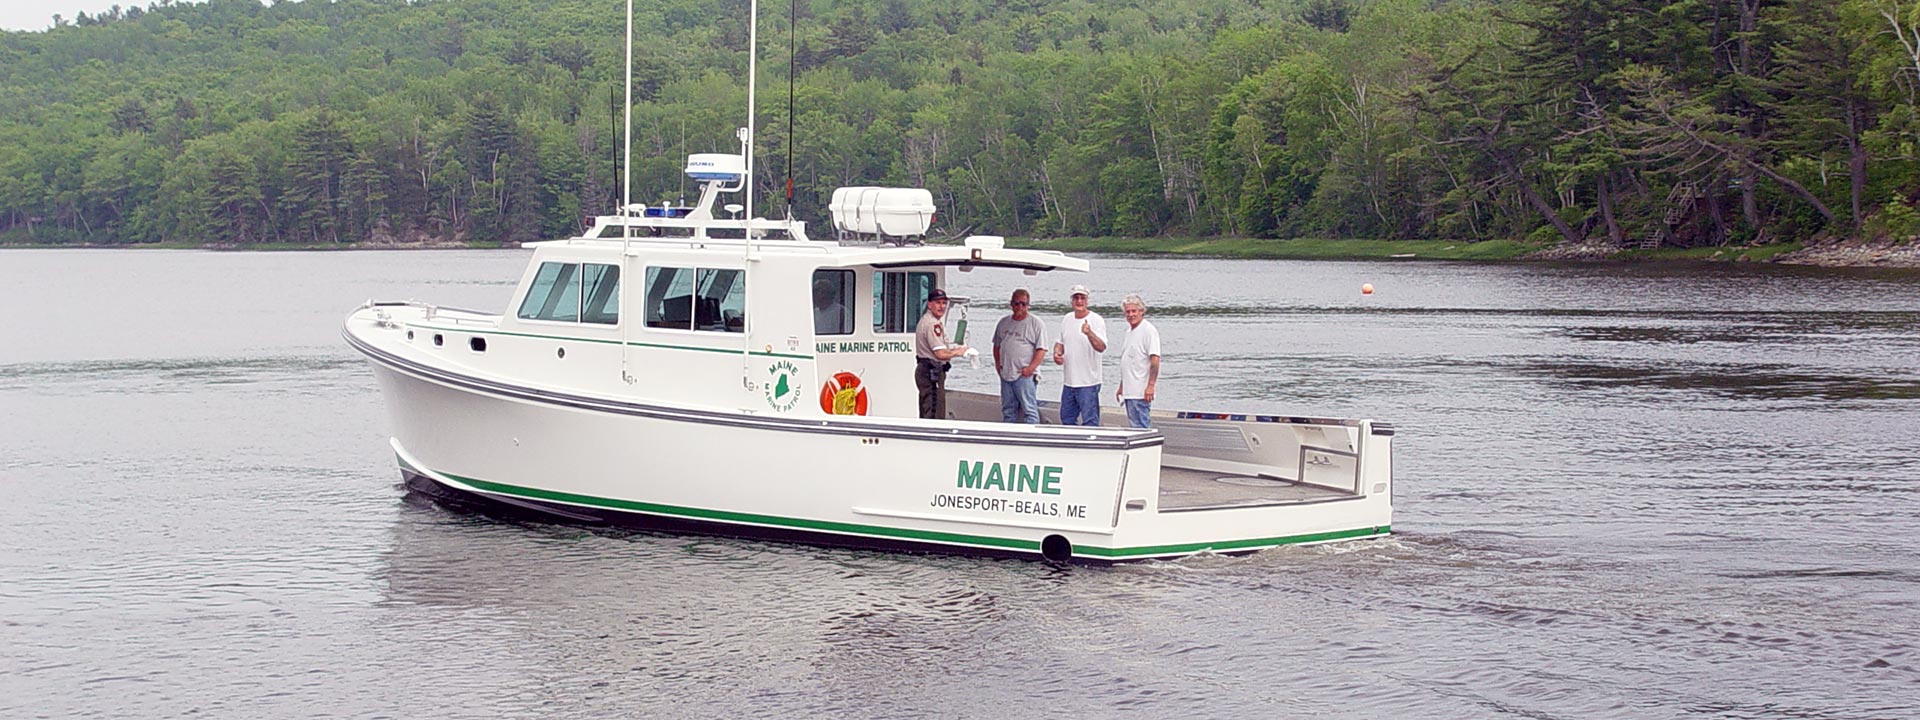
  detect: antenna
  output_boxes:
[619,0,636,385]
[621,0,633,255]
[785,0,797,219]
[740,0,761,389]
[744,0,758,236]
[609,85,619,214]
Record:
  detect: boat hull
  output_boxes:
[400,469,1095,563]
[348,316,1392,564]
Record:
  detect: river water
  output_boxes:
[2,249,1916,718]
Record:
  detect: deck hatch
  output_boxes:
[1157,423,1252,453]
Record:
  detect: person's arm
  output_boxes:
[992,344,1002,369]
[1052,340,1065,365]
[1023,346,1045,376]
[1145,354,1159,402]
[935,344,969,361]
[1084,319,1107,353]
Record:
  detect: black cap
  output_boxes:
[927,288,949,302]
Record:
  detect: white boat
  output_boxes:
[341,2,1393,563]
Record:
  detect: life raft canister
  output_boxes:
[819,371,869,416]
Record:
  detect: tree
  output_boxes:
[1769,0,1880,230]
[1616,65,1836,227]
[284,111,351,243]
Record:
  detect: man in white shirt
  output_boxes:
[1115,293,1160,429]
[1051,284,1108,425]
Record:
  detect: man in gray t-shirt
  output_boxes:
[992,288,1046,423]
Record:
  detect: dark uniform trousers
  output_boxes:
[915,358,948,419]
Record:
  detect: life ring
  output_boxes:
[819,371,870,415]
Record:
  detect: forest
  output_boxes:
[4,0,1920,250]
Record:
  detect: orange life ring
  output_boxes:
[819,371,870,415]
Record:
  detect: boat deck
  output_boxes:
[1156,466,1356,511]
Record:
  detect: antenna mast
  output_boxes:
[785,0,796,219]
[619,0,635,385]
[739,0,761,389]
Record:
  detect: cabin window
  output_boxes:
[580,264,621,324]
[646,266,744,333]
[872,271,935,333]
[696,268,745,333]
[519,262,619,324]
[645,267,695,330]
[812,270,854,336]
[518,262,582,322]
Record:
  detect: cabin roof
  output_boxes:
[520,237,1089,273]
[822,245,1088,273]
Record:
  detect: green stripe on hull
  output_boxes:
[413,464,1389,560]
[1072,525,1392,559]
[442,472,1041,552]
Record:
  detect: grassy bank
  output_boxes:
[1003,236,1817,263]
[1614,242,1805,262]
[1002,237,1549,260]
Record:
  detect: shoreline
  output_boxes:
[7,236,1919,268]
[1004,236,1920,268]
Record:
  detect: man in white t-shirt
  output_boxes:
[1051,284,1108,426]
[1115,293,1160,429]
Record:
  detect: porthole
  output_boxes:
[556,347,566,359]
[469,337,487,353]
[406,330,415,341]
[433,334,444,347]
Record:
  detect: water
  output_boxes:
[2,249,1916,718]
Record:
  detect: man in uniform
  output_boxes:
[915,288,969,419]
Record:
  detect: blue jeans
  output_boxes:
[1123,398,1153,428]
[1000,376,1040,423]
[1060,384,1101,426]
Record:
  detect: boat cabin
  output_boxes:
[432,153,1082,419]
[496,233,1084,420]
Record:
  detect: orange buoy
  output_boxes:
[1361,283,1375,295]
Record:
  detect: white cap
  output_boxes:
[1069,284,1091,297]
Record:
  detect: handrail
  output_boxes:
[357,300,499,325]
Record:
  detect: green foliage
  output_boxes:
[0,0,1909,247]
[1867,195,1920,241]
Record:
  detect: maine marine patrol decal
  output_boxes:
[765,359,803,412]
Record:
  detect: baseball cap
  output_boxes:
[927,288,949,302]
[1069,284,1091,297]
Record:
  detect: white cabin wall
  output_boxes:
[812,265,925,419]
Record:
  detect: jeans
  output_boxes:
[1059,384,1101,426]
[1123,398,1153,428]
[1000,376,1040,423]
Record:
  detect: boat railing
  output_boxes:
[359,300,499,326]
[1172,411,1386,431]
